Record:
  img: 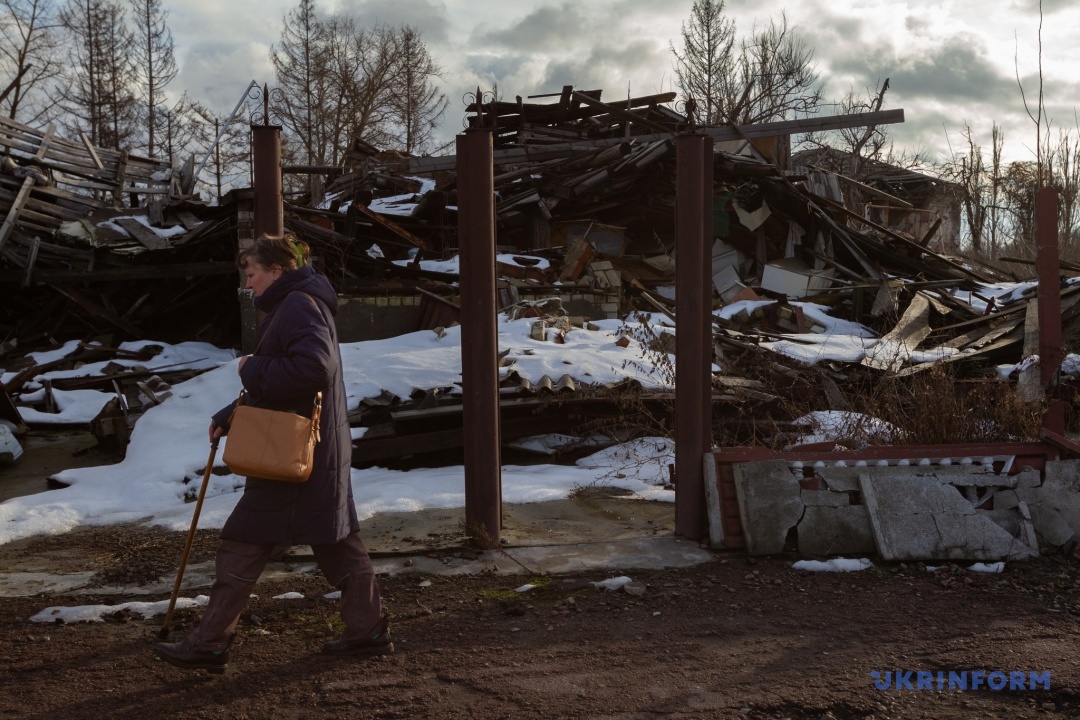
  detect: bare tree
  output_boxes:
[189,101,250,203]
[270,0,333,166]
[672,2,820,126]
[387,26,446,155]
[0,0,65,123]
[271,2,444,166]
[723,13,821,124]
[128,0,176,158]
[670,0,734,125]
[59,0,137,150]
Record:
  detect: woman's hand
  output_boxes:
[209,420,224,442]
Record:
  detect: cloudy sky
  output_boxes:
[167,0,1080,164]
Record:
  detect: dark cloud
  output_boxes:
[824,33,1017,109]
[537,39,668,94]
[469,2,589,51]
[464,55,528,87]
[1009,0,1073,13]
[334,0,450,44]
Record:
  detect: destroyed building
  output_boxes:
[2,86,1079,562]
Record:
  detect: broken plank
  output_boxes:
[408,109,906,174]
[805,188,991,283]
[51,284,144,337]
[80,132,105,169]
[21,236,40,287]
[0,123,55,253]
[353,204,427,249]
[112,150,128,205]
[113,217,170,250]
[1,261,237,284]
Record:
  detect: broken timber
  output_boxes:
[405,110,905,174]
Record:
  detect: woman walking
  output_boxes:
[155,233,390,673]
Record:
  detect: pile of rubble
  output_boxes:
[3,85,1078,472]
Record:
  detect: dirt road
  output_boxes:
[1,521,1078,720]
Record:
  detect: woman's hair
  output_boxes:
[237,233,310,271]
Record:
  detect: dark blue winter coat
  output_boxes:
[212,266,359,546]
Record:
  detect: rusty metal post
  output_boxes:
[674,133,714,540]
[457,125,502,547]
[251,124,283,239]
[1036,187,1065,435]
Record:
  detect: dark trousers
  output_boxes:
[186,531,382,651]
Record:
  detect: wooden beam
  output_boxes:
[804,187,991,282]
[1,261,238,283]
[0,123,55,253]
[52,284,144,337]
[407,109,907,173]
[114,217,170,250]
[570,91,670,133]
[21,236,40,287]
[80,132,105,170]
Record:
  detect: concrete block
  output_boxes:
[801,489,849,507]
[1029,504,1077,547]
[982,509,1020,535]
[797,505,876,556]
[734,460,804,556]
[1038,460,1080,539]
[994,489,1020,511]
[860,472,1038,561]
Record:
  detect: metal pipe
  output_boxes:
[251,125,283,239]
[457,127,502,547]
[1036,187,1065,435]
[192,79,258,187]
[674,133,713,540]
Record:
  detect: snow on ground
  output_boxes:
[0,317,674,546]
[789,410,905,447]
[792,558,874,572]
[4,341,237,426]
[30,596,207,624]
[389,253,551,276]
[717,300,877,365]
[2,280,1071,549]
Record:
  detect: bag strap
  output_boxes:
[242,292,332,415]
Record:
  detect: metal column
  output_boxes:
[674,132,714,540]
[1036,187,1065,435]
[457,126,502,547]
[251,124,283,239]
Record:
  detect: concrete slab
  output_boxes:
[1039,460,1080,540]
[801,489,850,507]
[994,489,1021,511]
[1029,505,1076,547]
[734,460,803,556]
[816,467,862,493]
[860,472,1038,561]
[797,505,876,556]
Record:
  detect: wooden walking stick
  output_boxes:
[160,438,219,639]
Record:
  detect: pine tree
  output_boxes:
[670,0,733,125]
[671,2,819,125]
[270,0,331,166]
[389,25,447,155]
[129,0,177,158]
[59,0,137,150]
